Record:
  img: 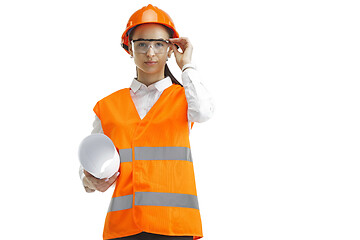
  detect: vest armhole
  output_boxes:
[93,101,100,119]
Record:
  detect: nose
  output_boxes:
[146,45,156,57]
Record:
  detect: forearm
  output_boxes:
[182,64,215,123]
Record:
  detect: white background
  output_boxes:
[1,0,359,239]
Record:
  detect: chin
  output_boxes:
[140,64,164,74]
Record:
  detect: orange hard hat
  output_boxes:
[121,4,179,54]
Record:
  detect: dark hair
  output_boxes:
[129,24,183,87]
[165,64,183,87]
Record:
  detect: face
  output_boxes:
[129,23,173,78]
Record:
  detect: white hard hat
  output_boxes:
[78,133,120,179]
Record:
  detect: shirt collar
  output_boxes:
[130,76,172,93]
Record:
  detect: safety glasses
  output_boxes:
[131,38,171,54]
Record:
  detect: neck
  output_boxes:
[136,67,166,87]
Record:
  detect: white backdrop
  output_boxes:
[1,0,359,239]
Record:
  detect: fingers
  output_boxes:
[84,170,101,184]
[169,37,193,69]
[170,44,181,56]
[169,37,190,45]
[84,170,120,192]
[97,172,119,192]
[169,37,192,53]
[84,186,96,193]
[83,169,92,177]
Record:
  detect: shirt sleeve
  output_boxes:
[91,114,104,134]
[182,64,215,123]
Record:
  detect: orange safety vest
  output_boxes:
[93,84,203,240]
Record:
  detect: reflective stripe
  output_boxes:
[135,147,193,162]
[135,192,199,210]
[118,147,192,162]
[108,192,199,212]
[108,194,133,212]
[118,148,132,163]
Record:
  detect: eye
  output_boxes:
[137,42,147,47]
[155,42,165,48]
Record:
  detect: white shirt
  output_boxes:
[80,65,214,183]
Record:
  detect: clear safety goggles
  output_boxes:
[131,38,171,54]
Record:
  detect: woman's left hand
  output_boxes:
[169,37,193,70]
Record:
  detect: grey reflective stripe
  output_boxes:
[135,147,193,162]
[108,192,199,212]
[135,192,199,210]
[119,148,132,163]
[108,194,133,212]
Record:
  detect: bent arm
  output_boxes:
[182,64,215,123]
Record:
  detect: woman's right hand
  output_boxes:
[83,170,120,193]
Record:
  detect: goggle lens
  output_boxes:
[131,39,170,54]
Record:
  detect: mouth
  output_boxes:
[144,61,158,66]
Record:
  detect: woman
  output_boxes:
[79,4,214,240]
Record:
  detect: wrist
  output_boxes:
[182,63,196,72]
